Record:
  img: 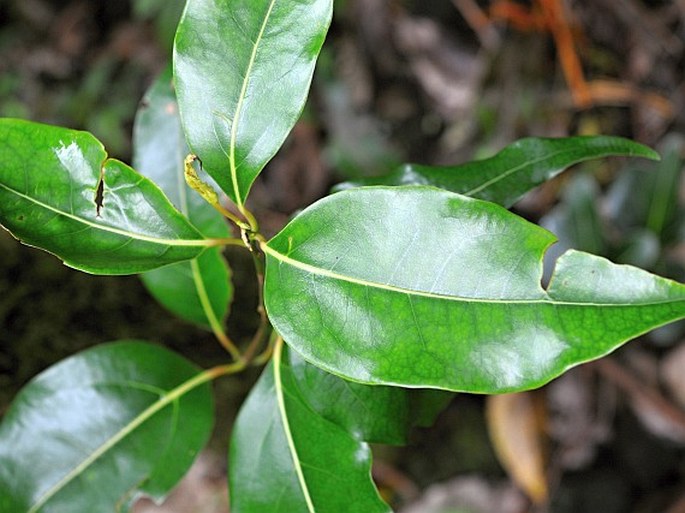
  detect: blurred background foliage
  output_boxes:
[1,1,685,512]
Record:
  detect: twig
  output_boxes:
[240,238,271,364]
[452,0,501,49]
[538,0,591,108]
[593,358,685,433]
[372,459,420,502]
[489,0,547,32]
[586,80,674,119]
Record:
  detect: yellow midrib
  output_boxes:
[273,339,316,512]
[0,182,211,247]
[229,0,278,208]
[463,147,573,196]
[262,244,685,308]
[26,377,201,513]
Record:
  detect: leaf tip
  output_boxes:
[642,147,662,162]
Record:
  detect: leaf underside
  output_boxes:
[335,136,660,208]
[0,342,214,513]
[173,0,333,207]
[0,119,209,275]
[263,186,685,393]
[133,67,233,327]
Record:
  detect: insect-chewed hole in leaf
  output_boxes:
[541,242,564,289]
[94,169,105,217]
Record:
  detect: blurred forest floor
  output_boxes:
[1,1,685,512]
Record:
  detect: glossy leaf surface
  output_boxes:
[133,68,232,327]
[541,173,606,255]
[335,136,659,207]
[0,341,214,513]
[540,173,608,281]
[263,186,685,392]
[174,0,333,207]
[0,119,213,274]
[229,341,390,513]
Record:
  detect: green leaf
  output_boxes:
[0,119,216,275]
[288,347,451,445]
[229,341,390,513]
[262,186,685,393]
[334,136,660,207]
[541,173,606,255]
[614,229,661,269]
[0,341,214,513]
[606,135,683,240]
[173,0,333,208]
[133,68,233,328]
[540,173,608,279]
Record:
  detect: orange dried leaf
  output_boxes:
[486,392,549,504]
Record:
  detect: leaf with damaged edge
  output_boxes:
[540,173,607,280]
[173,0,333,207]
[133,68,233,328]
[0,341,214,513]
[263,186,685,393]
[0,118,214,275]
[334,136,659,207]
[229,340,391,513]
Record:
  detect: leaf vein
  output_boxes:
[0,182,211,247]
[273,340,316,512]
[263,244,683,307]
[229,0,279,207]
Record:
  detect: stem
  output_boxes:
[252,331,279,366]
[243,315,272,363]
[184,154,253,231]
[207,237,247,248]
[242,245,271,363]
[240,204,260,233]
[212,202,252,231]
[215,332,243,363]
[190,259,243,362]
[204,360,247,379]
[184,153,266,361]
